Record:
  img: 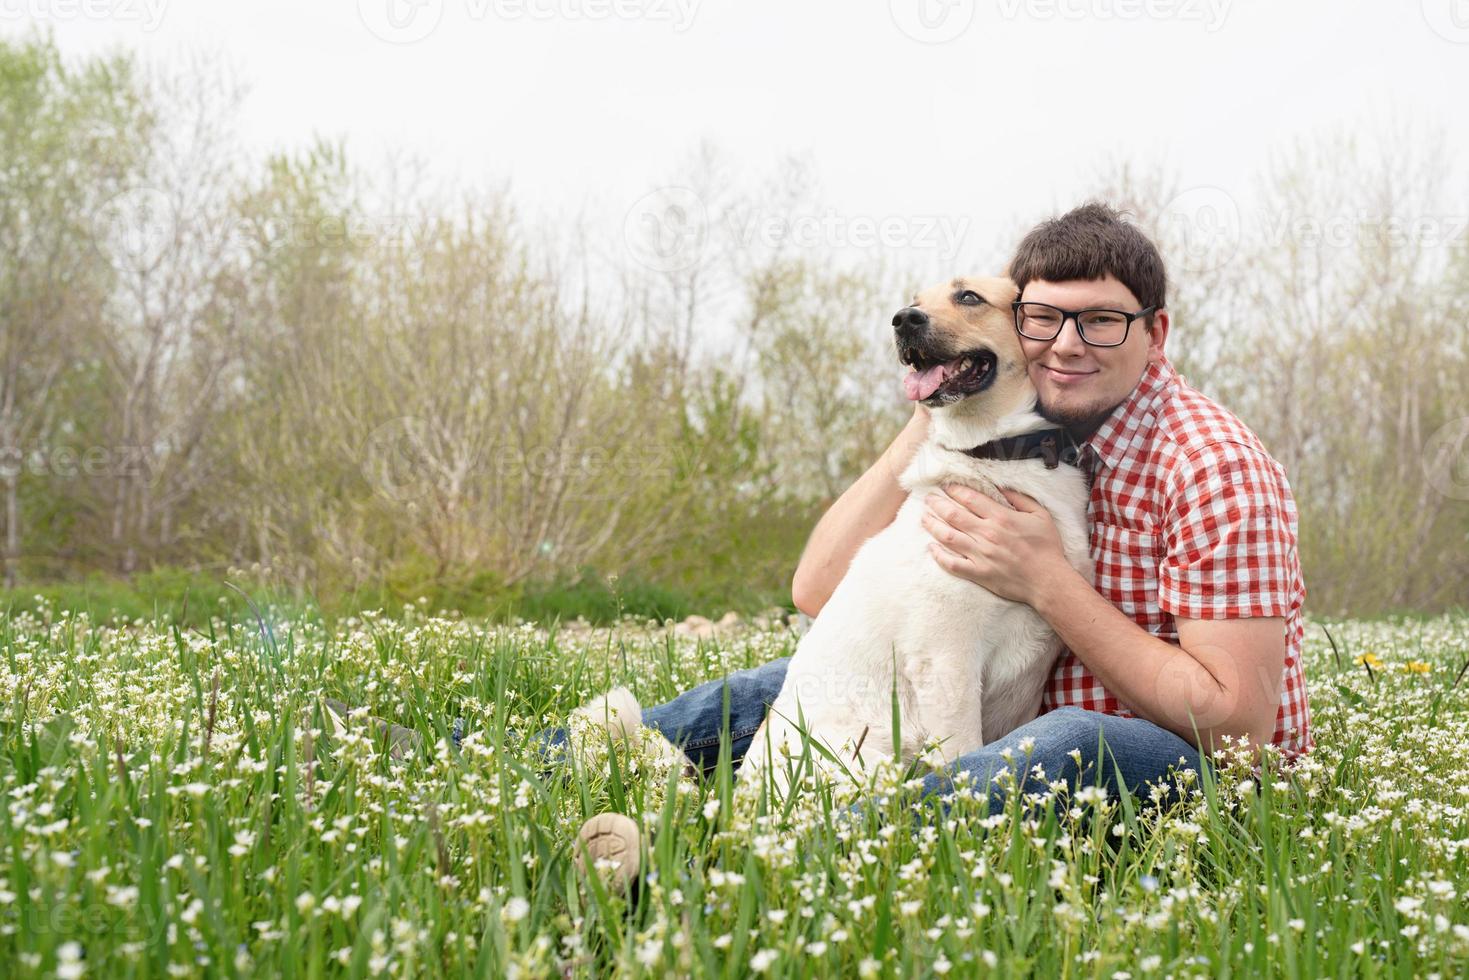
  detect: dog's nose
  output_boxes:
[892,307,929,338]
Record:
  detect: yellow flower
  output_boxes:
[1402,660,1432,674]
[1354,652,1383,668]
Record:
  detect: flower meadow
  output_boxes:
[1,603,1467,979]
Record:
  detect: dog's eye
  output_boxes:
[957,290,984,306]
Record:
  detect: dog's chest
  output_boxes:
[846,495,1033,651]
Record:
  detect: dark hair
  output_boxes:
[1008,201,1167,312]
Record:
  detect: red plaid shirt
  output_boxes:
[1040,355,1311,756]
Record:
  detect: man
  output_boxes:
[577,202,1309,866]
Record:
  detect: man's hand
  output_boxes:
[921,485,1077,607]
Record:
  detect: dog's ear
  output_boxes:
[968,276,1019,308]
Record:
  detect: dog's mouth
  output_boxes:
[899,347,998,404]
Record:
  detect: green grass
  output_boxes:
[1,605,1466,977]
[0,567,792,631]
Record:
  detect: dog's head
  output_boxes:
[894,275,1030,410]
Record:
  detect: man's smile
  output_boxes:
[1037,364,1098,385]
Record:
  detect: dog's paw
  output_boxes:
[571,687,644,741]
[570,687,693,775]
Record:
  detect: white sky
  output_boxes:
[6,0,1468,281]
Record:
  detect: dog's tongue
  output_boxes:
[903,358,962,401]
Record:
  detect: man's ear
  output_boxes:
[1146,309,1170,361]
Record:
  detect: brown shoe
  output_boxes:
[574,812,642,892]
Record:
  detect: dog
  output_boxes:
[574,276,1091,800]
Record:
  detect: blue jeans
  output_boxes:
[634,657,1204,814]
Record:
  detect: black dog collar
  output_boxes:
[959,429,1084,470]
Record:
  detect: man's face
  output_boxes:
[1016,274,1169,436]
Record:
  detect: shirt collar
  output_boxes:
[1080,355,1180,474]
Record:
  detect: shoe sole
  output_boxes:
[575,812,641,891]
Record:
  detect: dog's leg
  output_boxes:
[570,687,690,771]
[735,716,785,798]
[568,689,700,897]
[570,687,643,741]
[906,652,987,767]
[738,702,871,800]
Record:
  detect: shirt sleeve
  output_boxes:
[1157,441,1299,620]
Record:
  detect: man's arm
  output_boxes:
[920,437,1299,754]
[791,405,930,618]
[1030,572,1285,751]
[922,487,1285,751]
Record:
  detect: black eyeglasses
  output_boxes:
[1011,301,1158,348]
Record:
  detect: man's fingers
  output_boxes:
[940,484,1003,518]
[925,494,984,534]
[1000,488,1042,513]
[922,510,971,550]
[928,542,970,577]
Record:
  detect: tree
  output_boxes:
[0,35,141,586]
